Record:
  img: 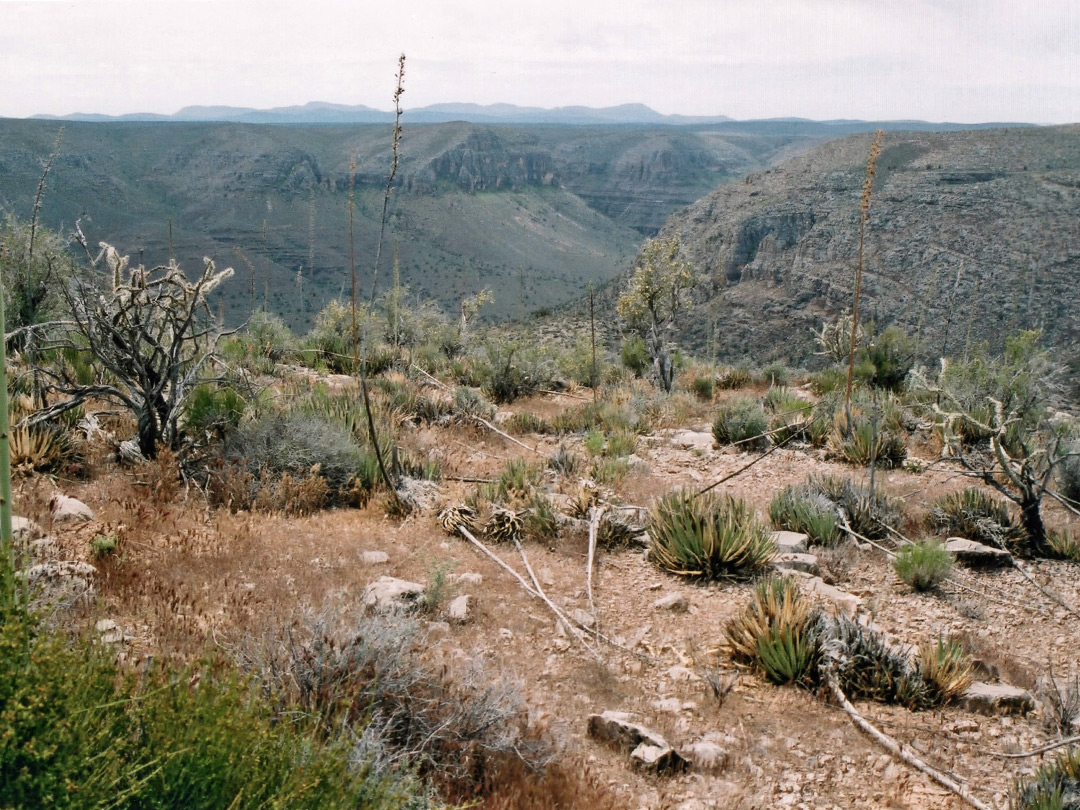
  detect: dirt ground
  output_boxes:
[19,390,1080,810]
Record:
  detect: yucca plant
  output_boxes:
[547,445,581,477]
[597,511,644,549]
[827,409,907,468]
[806,474,902,541]
[1012,747,1080,810]
[649,489,776,580]
[769,486,842,547]
[568,480,600,519]
[726,576,820,685]
[1045,530,1080,562]
[9,424,73,475]
[893,540,952,591]
[917,637,974,704]
[494,458,542,503]
[715,366,752,391]
[438,504,479,536]
[525,492,559,541]
[928,487,1024,550]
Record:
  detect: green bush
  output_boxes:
[769,486,842,547]
[1058,443,1080,505]
[0,603,413,810]
[859,325,914,392]
[893,540,952,591]
[620,335,650,378]
[807,367,847,396]
[183,382,247,440]
[648,489,775,579]
[827,408,907,468]
[690,374,714,401]
[760,362,790,387]
[715,366,752,391]
[712,397,769,450]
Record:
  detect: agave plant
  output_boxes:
[438,504,479,536]
[769,485,842,547]
[9,424,73,475]
[1012,745,1080,810]
[928,487,1024,550]
[726,576,820,685]
[648,489,776,579]
[485,507,524,544]
[917,637,974,704]
[826,617,931,710]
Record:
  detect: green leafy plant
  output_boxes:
[690,375,714,401]
[648,489,776,579]
[725,576,820,685]
[806,474,903,541]
[827,407,907,468]
[893,540,952,592]
[712,397,769,450]
[620,335,650,378]
[1012,747,1080,810]
[769,486,842,547]
[89,533,118,560]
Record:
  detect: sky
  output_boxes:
[1,0,1078,123]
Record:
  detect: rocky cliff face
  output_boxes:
[661,126,1080,372]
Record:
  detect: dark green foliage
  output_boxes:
[0,603,412,810]
[769,486,842,547]
[760,362,790,387]
[807,367,847,396]
[828,617,932,710]
[648,489,776,579]
[492,457,543,503]
[483,339,552,404]
[525,492,559,541]
[859,326,914,392]
[183,382,247,440]
[764,387,814,445]
[805,474,903,541]
[928,487,1025,550]
[828,407,908,468]
[712,397,769,450]
[893,540,952,591]
[620,336,650,378]
[1012,747,1080,810]
[690,374,714,401]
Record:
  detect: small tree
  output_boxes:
[915,332,1079,554]
[617,233,696,392]
[26,241,234,458]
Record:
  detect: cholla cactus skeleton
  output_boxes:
[28,238,235,458]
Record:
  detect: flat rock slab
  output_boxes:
[961,682,1035,715]
[669,430,715,451]
[587,711,670,752]
[800,574,862,617]
[631,743,688,774]
[362,576,424,611]
[771,531,809,554]
[774,552,820,576]
[946,537,1013,568]
[361,550,390,565]
[447,594,470,623]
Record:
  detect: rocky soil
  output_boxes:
[15,390,1080,810]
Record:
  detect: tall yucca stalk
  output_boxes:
[844,130,884,410]
[0,247,14,607]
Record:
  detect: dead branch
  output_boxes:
[825,671,995,810]
[989,735,1080,759]
[586,505,606,616]
[471,416,547,457]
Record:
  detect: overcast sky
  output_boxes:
[2,0,1077,123]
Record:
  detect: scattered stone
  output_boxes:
[945,537,1014,568]
[653,697,684,714]
[394,477,440,513]
[12,516,42,544]
[20,560,97,606]
[774,552,820,575]
[50,495,95,523]
[360,550,390,565]
[961,682,1035,715]
[28,536,60,559]
[450,572,483,586]
[682,740,730,773]
[571,608,596,629]
[538,567,556,587]
[362,576,424,611]
[95,618,125,644]
[771,531,809,554]
[653,592,689,612]
[631,742,688,773]
[447,594,471,623]
[800,575,862,617]
[664,666,700,683]
[670,430,714,452]
[587,710,670,751]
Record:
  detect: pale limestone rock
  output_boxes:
[50,495,95,523]
[362,576,424,611]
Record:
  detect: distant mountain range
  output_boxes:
[25,101,1032,129]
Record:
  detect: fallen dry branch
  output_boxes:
[585,505,605,616]
[989,734,1080,759]
[826,672,995,810]
[471,416,547,458]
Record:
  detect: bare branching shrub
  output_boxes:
[237,607,552,797]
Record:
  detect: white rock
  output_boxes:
[571,608,596,629]
[50,495,96,523]
[448,594,470,623]
[946,537,1013,568]
[12,516,42,544]
[774,552,820,575]
[683,740,730,773]
[653,592,689,612]
[362,576,424,611]
[630,742,688,773]
[771,531,809,554]
[961,682,1035,715]
[360,550,390,565]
